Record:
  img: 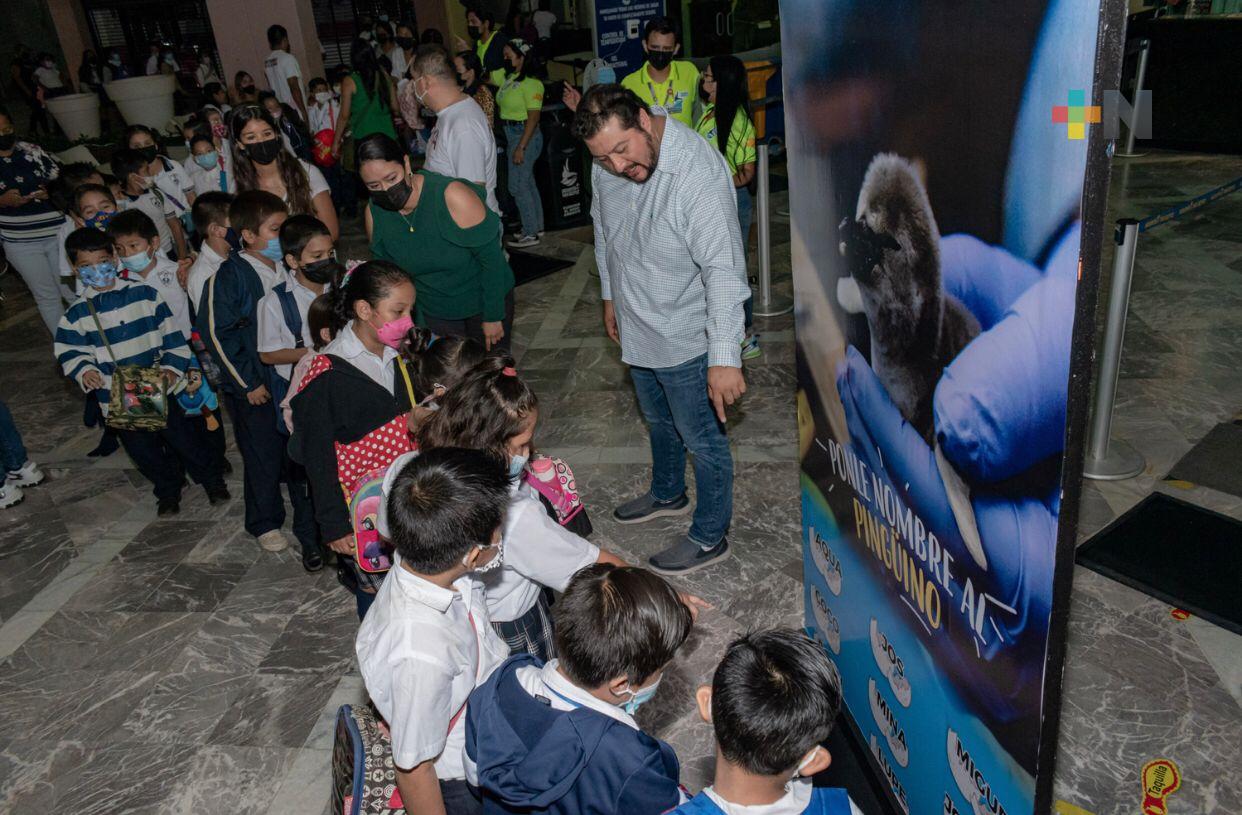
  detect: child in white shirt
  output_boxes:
[108,209,192,338]
[356,448,512,815]
[111,148,186,262]
[186,191,235,313]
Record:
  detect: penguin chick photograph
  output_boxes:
[838,153,988,570]
[838,153,979,444]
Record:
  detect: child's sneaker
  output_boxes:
[741,334,762,360]
[257,530,289,552]
[0,482,23,510]
[6,460,44,488]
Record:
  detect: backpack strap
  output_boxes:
[273,282,305,349]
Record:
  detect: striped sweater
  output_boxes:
[53,279,191,415]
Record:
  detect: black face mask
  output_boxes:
[503,59,516,74]
[467,24,481,40]
[372,175,413,211]
[0,133,16,151]
[647,50,674,71]
[300,256,337,284]
[224,227,244,252]
[395,36,415,49]
[244,137,283,165]
[137,145,159,163]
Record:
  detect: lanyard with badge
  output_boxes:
[646,62,678,109]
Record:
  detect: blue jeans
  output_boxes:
[630,354,733,547]
[504,123,544,237]
[0,400,28,472]
[736,185,754,242]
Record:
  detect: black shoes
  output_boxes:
[157,496,181,517]
[206,485,231,505]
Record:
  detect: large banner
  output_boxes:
[786,1,1121,813]
[593,0,664,77]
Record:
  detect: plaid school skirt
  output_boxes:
[492,588,557,662]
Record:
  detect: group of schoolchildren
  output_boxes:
[358,442,859,815]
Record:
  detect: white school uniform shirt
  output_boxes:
[322,320,398,392]
[238,252,285,297]
[152,156,195,211]
[118,190,177,255]
[186,145,234,195]
[356,557,509,776]
[377,452,600,623]
[257,269,325,379]
[424,96,499,215]
[704,782,865,815]
[308,99,339,134]
[187,241,227,317]
[264,49,303,111]
[128,255,192,338]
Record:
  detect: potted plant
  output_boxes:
[103,73,177,131]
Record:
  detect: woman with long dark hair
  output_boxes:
[697,54,760,357]
[332,39,398,160]
[358,133,514,350]
[230,104,339,239]
[231,70,258,105]
[455,49,495,129]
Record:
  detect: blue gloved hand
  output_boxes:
[833,224,1079,722]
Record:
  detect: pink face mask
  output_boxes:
[375,314,414,348]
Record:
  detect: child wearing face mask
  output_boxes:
[355,448,512,815]
[51,163,111,297]
[465,562,693,815]
[107,209,192,338]
[305,77,356,218]
[199,190,316,555]
[54,227,228,515]
[404,358,681,661]
[288,260,419,615]
[671,629,862,815]
[187,133,230,196]
[111,147,187,262]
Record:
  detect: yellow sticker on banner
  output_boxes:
[1140,758,1182,815]
[1053,801,1096,815]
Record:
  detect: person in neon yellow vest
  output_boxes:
[457,7,510,88]
[620,16,700,128]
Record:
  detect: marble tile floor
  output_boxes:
[0,153,1239,814]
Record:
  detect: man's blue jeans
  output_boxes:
[630,354,733,547]
[0,400,28,473]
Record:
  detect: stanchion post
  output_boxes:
[1084,218,1145,480]
[752,142,793,317]
[1117,39,1150,158]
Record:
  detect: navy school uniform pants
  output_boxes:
[116,399,225,501]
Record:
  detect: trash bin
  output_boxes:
[537,106,591,231]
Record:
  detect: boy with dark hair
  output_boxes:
[357,448,512,815]
[54,227,227,515]
[108,209,192,337]
[619,15,698,127]
[199,189,314,554]
[673,629,861,815]
[111,147,186,261]
[256,213,335,570]
[187,190,234,310]
[465,562,693,815]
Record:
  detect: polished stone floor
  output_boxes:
[0,152,1238,814]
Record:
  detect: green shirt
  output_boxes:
[348,71,397,140]
[369,171,514,322]
[496,74,544,122]
[695,104,757,176]
[620,61,700,127]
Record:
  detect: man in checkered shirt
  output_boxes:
[572,84,749,575]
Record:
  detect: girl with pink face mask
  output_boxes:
[288,260,420,618]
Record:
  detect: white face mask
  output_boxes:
[793,747,820,779]
[463,541,503,574]
[315,91,332,104]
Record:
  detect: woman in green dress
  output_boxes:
[332,39,399,159]
[359,134,515,350]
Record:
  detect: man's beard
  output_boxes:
[625,131,660,184]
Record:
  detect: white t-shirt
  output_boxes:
[385,45,408,80]
[264,49,303,111]
[378,451,599,622]
[129,255,192,338]
[187,241,226,315]
[532,10,557,39]
[703,782,865,815]
[356,560,509,776]
[424,97,499,215]
[119,189,177,255]
[34,65,64,89]
[257,270,325,379]
[308,99,340,134]
[299,159,331,201]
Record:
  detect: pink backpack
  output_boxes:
[523,456,585,526]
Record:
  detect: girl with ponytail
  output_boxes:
[288,260,418,618]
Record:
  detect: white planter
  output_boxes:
[104,74,176,132]
[45,92,101,141]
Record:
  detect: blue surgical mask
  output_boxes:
[194,150,218,169]
[259,237,283,261]
[509,452,529,478]
[621,676,662,715]
[78,260,119,289]
[120,249,153,273]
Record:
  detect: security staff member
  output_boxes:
[619,17,699,128]
[458,7,509,87]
